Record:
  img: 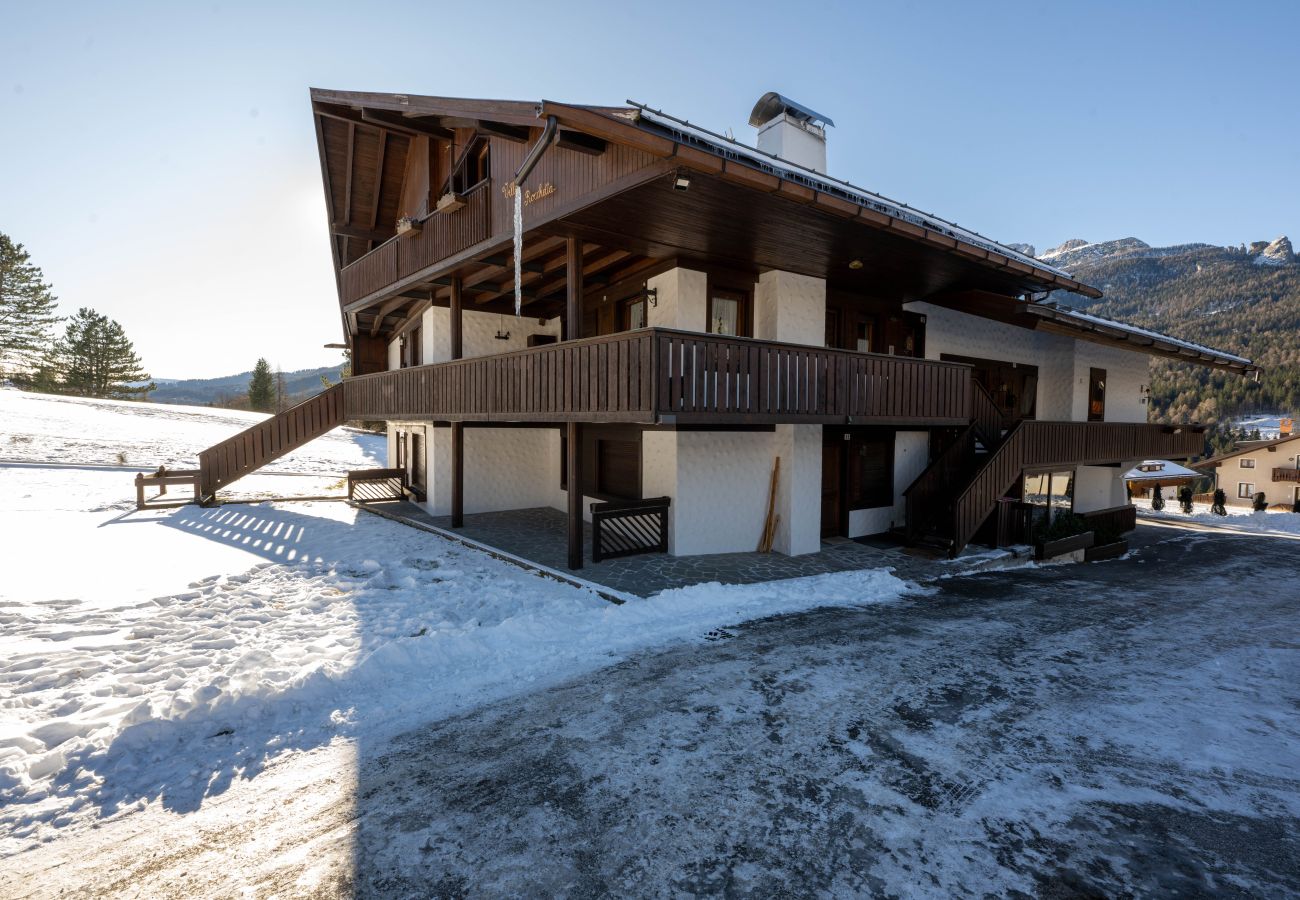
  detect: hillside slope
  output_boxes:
[150,364,345,407]
[1044,236,1298,423]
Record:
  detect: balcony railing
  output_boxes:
[340,180,492,306]
[341,328,975,426]
[1274,467,1300,483]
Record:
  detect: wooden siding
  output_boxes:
[341,329,972,426]
[198,385,345,497]
[340,181,491,305]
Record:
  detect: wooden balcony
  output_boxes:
[341,328,975,426]
[339,180,492,307]
[1274,467,1300,483]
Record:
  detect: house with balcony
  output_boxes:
[1195,433,1300,508]
[195,88,1256,569]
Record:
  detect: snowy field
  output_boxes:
[0,389,912,870]
[1134,496,1300,539]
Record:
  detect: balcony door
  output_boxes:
[1088,368,1107,421]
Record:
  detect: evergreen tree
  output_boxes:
[248,358,275,412]
[1252,491,1268,512]
[1178,485,1194,514]
[0,233,61,377]
[51,308,154,399]
[1151,483,1165,511]
[1211,488,1227,516]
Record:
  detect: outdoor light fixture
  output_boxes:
[673,173,691,192]
[645,287,658,307]
[848,259,864,270]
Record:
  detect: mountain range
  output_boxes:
[1031,235,1298,425]
[150,364,345,407]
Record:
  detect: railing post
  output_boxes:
[566,421,582,570]
[451,422,464,528]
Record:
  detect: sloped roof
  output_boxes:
[1193,432,1300,469]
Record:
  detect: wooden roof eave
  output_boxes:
[310,88,544,128]
[538,100,1101,300]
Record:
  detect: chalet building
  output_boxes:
[196,89,1256,569]
[1195,433,1300,508]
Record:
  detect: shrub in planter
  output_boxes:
[1033,512,1094,560]
[1151,483,1165,511]
[1253,492,1268,512]
[1211,489,1227,516]
[1178,486,1194,514]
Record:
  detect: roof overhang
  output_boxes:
[919,290,1258,375]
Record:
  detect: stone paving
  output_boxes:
[358,502,950,596]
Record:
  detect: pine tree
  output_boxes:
[51,308,154,399]
[1151,483,1165,511]
[1178,486,1194,514]
[248,358,275,412]
[0,233,61,377]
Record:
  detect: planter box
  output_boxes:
[1035,530,1094,561]
[1084,539,1128,562]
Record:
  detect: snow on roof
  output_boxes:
[1030,303,1255,369]
[627,102,1071,281]
[1123,460,1201,481]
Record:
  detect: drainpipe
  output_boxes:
[513,115,558,187]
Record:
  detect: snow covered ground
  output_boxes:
[1134,497,1300,538]
[0,389,912,863]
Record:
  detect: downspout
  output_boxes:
[510,115,558,314]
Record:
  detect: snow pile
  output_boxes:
[0,388,382,474]
[1137,501,1300,537]
[0,390,911,854]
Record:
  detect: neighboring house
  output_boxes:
[1194,434,1300,508]
[195,89,1256,566]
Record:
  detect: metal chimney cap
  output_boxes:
[748,92,834,129]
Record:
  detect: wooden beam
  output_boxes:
[361,108,454,140]
[556,130,607,155]
[524,249,631,307]
[566,421,582,569]
[343,122,355,226]
[331,222,392,242]
[367,131,387,246]
[477,120,531,143]
[449,277,462,360]
[451,422,464,528]
[368,295,408,337]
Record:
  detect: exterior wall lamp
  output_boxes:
[673,173,691,192]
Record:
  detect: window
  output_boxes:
[621,295,647,331]
[855,320,873,353]
[1023,470,1074,529]
[1238,483,1255,499]
[1240,458,1256,469]
[399,326,422,369]
[708,288,749,337]
[1088,368,1106,422]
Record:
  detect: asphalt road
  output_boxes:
[351,525,1300,897]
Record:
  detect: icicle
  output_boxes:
[513,184,524,317]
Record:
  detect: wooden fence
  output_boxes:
[343,329,973,426]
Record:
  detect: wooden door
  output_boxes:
[821,439,843,537]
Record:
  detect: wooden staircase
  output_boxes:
[903,384,1206,557]
[197,384,345,502]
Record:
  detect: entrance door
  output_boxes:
[821,439,843,537]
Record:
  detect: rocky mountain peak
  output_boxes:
[1005,243,1036,258]
[1253,235,1294,267]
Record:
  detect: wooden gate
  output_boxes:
[590,496,671,562]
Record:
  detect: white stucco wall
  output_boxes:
[424,306,562,364]
[847,430,930,537]
[417,426,561,517]
[754,270,826,346]
[387,336,401,371]
[647,267,707,332]
[1073,465,1128,514]
[909,302,1152,423]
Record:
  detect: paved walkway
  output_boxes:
[356,502,956,596]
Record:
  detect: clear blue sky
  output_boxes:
[3,0,1297,378]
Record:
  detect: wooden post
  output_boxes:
[565,236,584,567]
[451,422,464,528]
[565,235,582,342]
[567,421,582,569]
[449,276,463,361]
[135,474,145,510]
